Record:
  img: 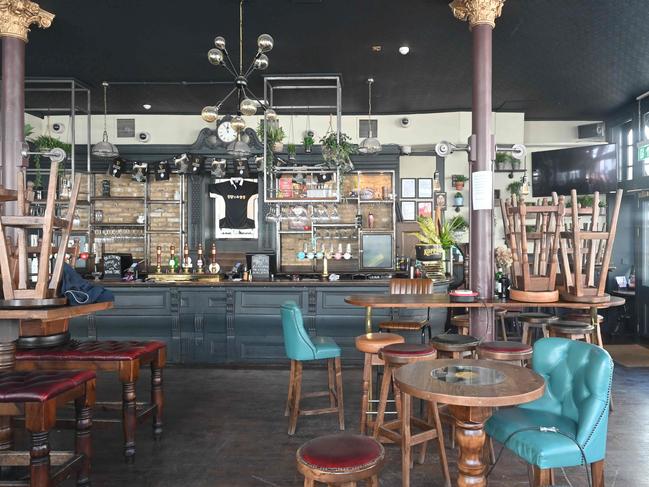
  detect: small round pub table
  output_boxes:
[394,359,545,487]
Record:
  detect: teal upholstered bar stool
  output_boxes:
[485,338,613,487]
[281,301,345,435]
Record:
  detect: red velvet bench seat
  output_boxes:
[15,340,166,463]
[0,370,95,487]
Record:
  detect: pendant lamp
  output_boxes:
[91,82,119,158]
[359,78,381,154]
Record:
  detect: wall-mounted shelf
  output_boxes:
[91,196,144,202]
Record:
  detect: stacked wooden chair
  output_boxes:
[554,189,623,303]
[500,195,565,302]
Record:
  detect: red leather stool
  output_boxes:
[0,370,95,487]
[16,340,166,462]
[374,343,450,487]
[477,341,533,366]
[297,434,385,486]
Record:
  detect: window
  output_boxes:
[643,112,649,176]
[615,120,634,181]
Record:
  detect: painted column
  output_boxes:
[0,0,54,194]
[451,0,505,340]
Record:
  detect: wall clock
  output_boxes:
[217,115,238,144]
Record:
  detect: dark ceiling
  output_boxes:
[15,0,649,119]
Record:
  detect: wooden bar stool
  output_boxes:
[355,333,404,435]
[519,312,559,345]
[0,370,96,487]
[477,341,533,366]
[374,343,450,487]
[430,334,480,359]
[547,321,595,343]
[297,434,385,486]
[378,278,434,343]
[16,340,166,462]
[450,314,470,336]
[565,312,605,347]
[495,309,509,340]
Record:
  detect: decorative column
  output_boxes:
[0,0,54,194]
[451,0,505,341]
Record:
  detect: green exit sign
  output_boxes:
[639,142,649,162]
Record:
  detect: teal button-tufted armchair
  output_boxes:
[280,301,345,435]
[485,337,613,487]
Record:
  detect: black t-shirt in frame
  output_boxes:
[209,179,258,229]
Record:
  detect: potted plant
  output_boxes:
[320,131,356,173]
[454,192,464,206]
[599,201,606,215]
[507,181,523,199]
[577,195,594,209]
[287,143,297,161]
[495,152,510,171]
[511,156,522,170]
[257,120,285,153]
[453,175,468,190]
[411,216,444,261]
[303,131,315,153]
[31,134,71,198]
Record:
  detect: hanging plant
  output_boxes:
[320,131,356,173]
[32,135,71,188]
[303,132,315,153]
[507,181,523,198]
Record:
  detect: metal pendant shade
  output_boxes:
[359,78,381,154]
[91,82,119,158]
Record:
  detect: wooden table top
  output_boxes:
[0,301,113,321]
[344,294,625,310]
[394,359,545,408]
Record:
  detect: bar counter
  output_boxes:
[69,279,451,365]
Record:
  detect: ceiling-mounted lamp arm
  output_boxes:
[243,51,262,78]
[216,87,239,111]
[220,47,240,77]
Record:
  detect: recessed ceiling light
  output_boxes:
[371,45,382,52]
[399,46,410,55]
[142,104,152,110]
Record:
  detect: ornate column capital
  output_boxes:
[0,0,54,42]
[450,0,506,29]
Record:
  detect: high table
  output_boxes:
[395,359,545,487]
[344,294,626,334]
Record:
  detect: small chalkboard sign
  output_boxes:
[103,254,122,278]
[247,253,275,281]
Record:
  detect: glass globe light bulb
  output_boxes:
[207,48,224,66]
[231,115,246,132]
[265,109,278,121]
[214,36,226,50]
[201,106,218,123]
[254,54,269,70]
[239,98,257,116]
[257,34,274,53]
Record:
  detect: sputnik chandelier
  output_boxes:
[201,0,277,136]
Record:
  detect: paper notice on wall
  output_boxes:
[471,171,493,210]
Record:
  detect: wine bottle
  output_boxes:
[495,267,503,298]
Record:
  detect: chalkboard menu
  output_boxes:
[103,255,122,278]
[247,253,275,281]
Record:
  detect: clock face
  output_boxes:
[217,121,237,143]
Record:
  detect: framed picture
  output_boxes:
[401,201,416,221]
[434,191,447,211]
[401,178,416,199]
[417,178,433,198]
[417,201,433,218]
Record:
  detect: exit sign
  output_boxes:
[638,142,649,162]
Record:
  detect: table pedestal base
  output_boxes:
[0,319,20,452]
[449,405,493,487]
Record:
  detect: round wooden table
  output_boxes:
[394,359,545,487]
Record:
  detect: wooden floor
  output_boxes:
[41,364,649,486]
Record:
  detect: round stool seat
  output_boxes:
[431,334,480,352]
[549,321,595,334]
[478,341,533,362]
[565,313,605,324]
[355,333,404,354]
[380,343,436,364]
[297,434,385,471]
[518,312,559,324]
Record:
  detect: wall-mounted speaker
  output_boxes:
[578,122,605,139]
[51,122,65,134]
[137,131,151,143]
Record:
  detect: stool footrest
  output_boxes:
[299,407,339,417]
[378,418,439,447]
[302,391,331,399]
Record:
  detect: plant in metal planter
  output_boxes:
[320,131,356,173]
[495,152,511,171]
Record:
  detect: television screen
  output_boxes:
[531,144,618,197]
[361,234,393,269]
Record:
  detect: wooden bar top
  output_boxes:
[344,294,625,310]
[0,301,113,321]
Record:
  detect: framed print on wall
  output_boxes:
[417,201,433,218]
[434,191,447,211]
[417,178,433,198]
[401,178,416,199]
[401,201,416,221]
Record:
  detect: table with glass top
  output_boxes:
[394,359,545,487]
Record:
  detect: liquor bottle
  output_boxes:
[182,243,192,273]
[168,245,177,273]
[196,244,204,273]
[156,246,162,274]
[501,273,511,299]
[495,267,504,298]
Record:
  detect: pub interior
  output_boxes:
[0,0,646,486]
